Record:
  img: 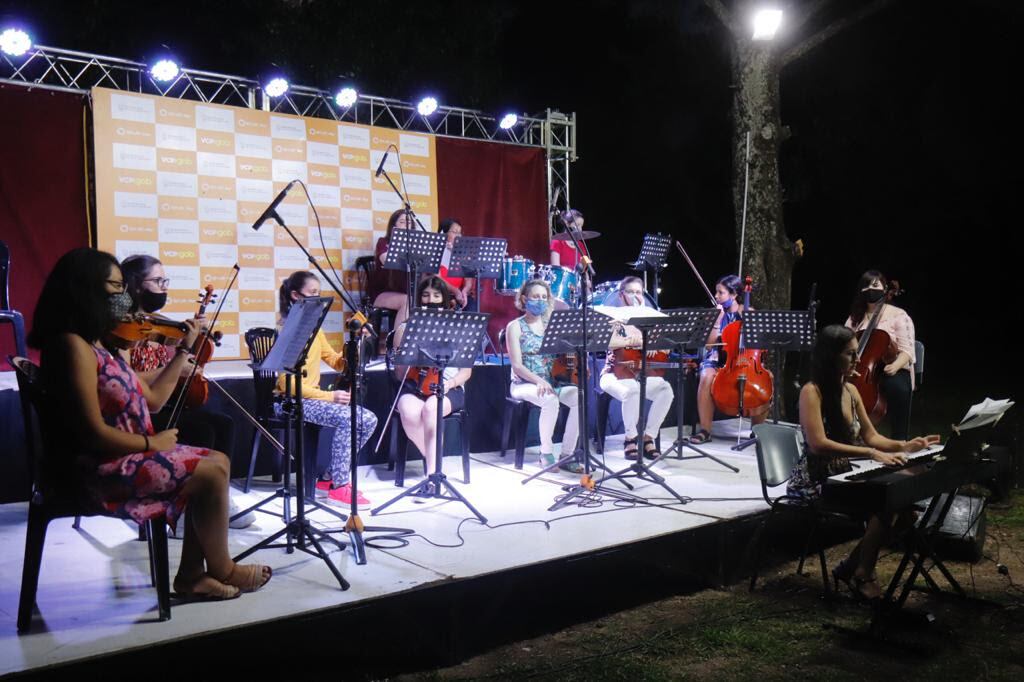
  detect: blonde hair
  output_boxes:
[515,278,552,315]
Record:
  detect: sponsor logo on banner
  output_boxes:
[314,206,340,228]
[342,229,372,250]
[311,227,342,249]
[341,208,373,230]
[240,291,276,311]
[198,198,238,223]
[306,141,339,166]
[195,105,235,133]
[217,334,241,358]
[162,291,204,314]
[309,164,339,184]
[110,93,155,123]
[276,202,308,226]
[158,219,199,242]
[339,151,371,168]
[158,197,198,221]
[371,190,403,213]
[235,133,272,159]
[235,111,269,134]
[341,189,372,208]
[200,244,238,268]
[156,172,198,197]
[197,130,235,154]
[403,173,432,196]
[157,150,196,173]
[199,176,236,199]
[338,124,370,149]
[217,290,240,313]
[275,226,308,247]
[155,124,196,151]
[115,170,156,192]
[272,159,308,183]
[401,157,428,171]
[308,184,340,208]
[209,312,239,336]
[201,269,237,291]
[237,202,270,224]
[199,223,237,244]
[273,140,306,161]
[307,121,338,141]
[236,178,273,202]
[238,265,275,289]
[163,265,201,291]
[114,192,158,219]
[115,240,160,261]
[197,152,236,178]
[323,311,344,334]
[160,243,200,266]
[117,219,158,239]
[371,131,400,151]
[339,167,371,190]
[239,246,274,267]
[237,223,274,247]
[240,312,278,333]
[113,143,157,171]
[114,120,155,145]
[156,101,194,125]
[369,149,400,175]
[399,133,430,157]
[274,247,309,270]
[270,116,307,140]
[236,157,272,181]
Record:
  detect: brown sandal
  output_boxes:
[224,563,273,592]
[623,436,640,460]
[173,573,241,601]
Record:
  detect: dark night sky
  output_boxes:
[3,0,1021,412]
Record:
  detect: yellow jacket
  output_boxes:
[274,329,346,402]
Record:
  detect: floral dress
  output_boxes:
[88,346,209,528]
[511,317,568,390]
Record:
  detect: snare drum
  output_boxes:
[546,266,580,305]
[496,256,535,295]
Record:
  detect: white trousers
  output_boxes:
[510,382,579,455]
[598,374,674,439]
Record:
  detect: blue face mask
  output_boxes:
[525,299,548,316]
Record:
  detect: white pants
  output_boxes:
[598,374,674,439]
[510,382,579,455]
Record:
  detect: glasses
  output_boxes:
[106,279,125,292]
[144,277,172,289]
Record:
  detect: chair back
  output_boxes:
[0,240,10,310]
[9,355,41,485]
[914,340,925,387]
[244,327,279,420]
[497,327,513,394]
[354,255,375,307]
[752,423,804,505]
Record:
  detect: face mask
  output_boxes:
[422,301,445,310]
[109,290,133,321]
[525,299,548,316]
[139,290,167,313]
[864,288,885,304]
[719,295,734,309]
[625,292,643,307]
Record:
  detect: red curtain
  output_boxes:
[0,85,91,363]
[435,137,549,341]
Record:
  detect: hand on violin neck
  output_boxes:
[181,318,202,348]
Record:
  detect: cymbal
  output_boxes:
[551,229,601,241]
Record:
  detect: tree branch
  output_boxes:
[785,0,835,35]
[781,0,898,67]
[703,0,741,36]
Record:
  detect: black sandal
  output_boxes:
[624,436,640,460]
[688,429,712,444]
[642,436,660,460]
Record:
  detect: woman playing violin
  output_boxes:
[277,271,379,508]
[29,248,270,599]
[392,277,472,481]
[845,270,916,440]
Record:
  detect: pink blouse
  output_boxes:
[845,304,916,387]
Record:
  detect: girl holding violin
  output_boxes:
[277,271,379,508]
[845,270,916,441]
[438,218,475,311]
[691,275,766,444]
[392,276,472,480]
[29,248,270,600]
[788,324,939,600]
[368,208,413,325]
[505,278,582,472]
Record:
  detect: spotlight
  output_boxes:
[752,8,783,40]
[264,77,289,97]
[417,96,438,116]
[150,59,179,82]
[335,86,358,108]
[0,28,32,57]
[499,113,518,130]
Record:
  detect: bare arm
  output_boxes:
[854,387,939,453]
[506,320,552,393]
[444,367,472,391]
[800,383,903,465]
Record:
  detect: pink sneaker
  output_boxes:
[326,484,371,509]
[315,479,331,498]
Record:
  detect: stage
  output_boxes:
[0,425,773,677]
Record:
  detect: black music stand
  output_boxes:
[590,314,691,505]
[384,228,446,310]
[446,235,506,354]
[370,308,491,523]
[630,233,671,308]
[654,308,740,473]
[233,297,350,590]
[728,309,815,451]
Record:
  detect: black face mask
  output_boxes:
[864,289,885,304]
[139,289,168,313]
[422,301,446,310]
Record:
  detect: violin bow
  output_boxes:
[674,240,718,307]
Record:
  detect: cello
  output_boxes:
[710,276,773,419]
[849,280,903,425]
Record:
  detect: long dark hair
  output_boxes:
[385,209,408,242]
[848,269,887,327]
[278,271,317,318]
[439,218,462,235]
[417,275,451,309]
[717,274,742,296]
[809,324,856,444]
[28,248,121,348]
[120,254,161,313]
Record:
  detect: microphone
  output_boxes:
[252,180,297,231]
[374,147,391,178]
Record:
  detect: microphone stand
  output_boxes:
[377,146,429,318]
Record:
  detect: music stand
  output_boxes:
[653,308,740,472]
[446,235,507,354]
[631,233,671,308]
[728,309,815,451]
[384,228,446,311]
[233,297,350,590]
[370,308,491,522]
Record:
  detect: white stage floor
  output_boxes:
[0,428,780,676]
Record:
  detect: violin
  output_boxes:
[110,313,188,344]
[710,276,774,418]
[612,348,694,380]
[405,366,441,397]
[552,353,586,385]
[849,279,903,425]
[177,285,223,409]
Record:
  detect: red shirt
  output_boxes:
[550,239,586,267]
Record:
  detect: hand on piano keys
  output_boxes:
[832,444,943,483]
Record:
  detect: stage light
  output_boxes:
[150,59,179,82]
[335,86,358,108]
[0,28,32,57]
[417,96,438,116]
[499,113,518,130]
[264,77,289,97]
[752,8,783,40]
